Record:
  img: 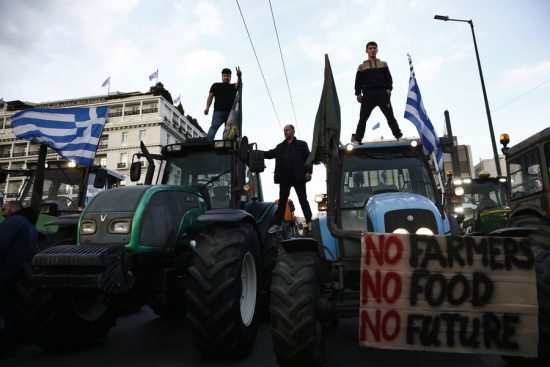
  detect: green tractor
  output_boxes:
[30,137,279,359]
[449,173,510,234]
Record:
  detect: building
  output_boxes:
[474,156,507,178]
[442,144,474,178]
[0,86,205,197]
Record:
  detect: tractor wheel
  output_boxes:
[186,222,260,359]
[32,291,116,351]
[270,252,324,367]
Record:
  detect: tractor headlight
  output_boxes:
[314,194,324,203]
[463,178,471,184]
[452,179,463,186]
[454,206,464,214]
[109,219,132,234]
[345,143,354,152]
[80,220,96,235]
[393,228,409,234]
[416,227,434,235]
[454,186,465,196]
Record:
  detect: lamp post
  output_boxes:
[434,15,501,176]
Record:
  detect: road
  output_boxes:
[4,307,506,367]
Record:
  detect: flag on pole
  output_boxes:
[307,54,341,165]
[149,69,158,81]
[372,122,380,130]
[11,107,109,166]
[224,84,242,140]
[101,76,110,87]
[173,95,181,105]
[404,55,443,172]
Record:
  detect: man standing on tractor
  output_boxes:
[204,67,242,140]
[353,41,402,144]
[264,124,313,234]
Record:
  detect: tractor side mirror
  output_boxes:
[248,150,265,173]
[93,169,107,188]
[130,161,142,182]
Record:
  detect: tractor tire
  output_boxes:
[186,222,261,359]
[31,291,117,351]
[270,252,324,367]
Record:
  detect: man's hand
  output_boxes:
[356,95,362,103]
[305,172,312,182]
[236,66,242,78]
[204,108,209,115]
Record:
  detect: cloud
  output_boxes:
[498,60,550,87]
[413,57,444,80]
[176,50,225,77]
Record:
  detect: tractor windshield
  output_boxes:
[162,150,233,208]
[340,153,436,209]
[22,167,86,212]
[461,180,508,211]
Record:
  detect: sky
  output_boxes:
[1,0,549,218]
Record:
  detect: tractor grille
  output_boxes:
[384,209,438,234]
[32,244,124,267]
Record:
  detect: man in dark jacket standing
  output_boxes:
[264,124,313,233]
[354,41,402,143]
[0,201,37,357]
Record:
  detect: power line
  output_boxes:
[268,0,299,135]
[493,77,550,112]
[235,0,282,130]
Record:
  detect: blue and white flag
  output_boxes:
[404,56,443,172]
[149,69,158,81]
[11,107,109,166]
[101,76,110,87]
[173,95,181,105]
[372,122,380,130]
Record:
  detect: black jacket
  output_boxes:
[264,138,312,184]
[354,58,393,95]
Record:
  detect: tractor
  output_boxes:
[449,173,510,234]
[267,57,546,366]
[30,137,279,359]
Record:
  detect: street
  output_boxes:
[3,307,506,367]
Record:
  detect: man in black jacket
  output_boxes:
[264,124,313,233]
[0,201,37,357]
[354,41,402,143]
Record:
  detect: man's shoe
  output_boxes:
[395,132,403,140]
[268,224,282,234]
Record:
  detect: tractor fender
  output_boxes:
[197,208,256,225]
[280,237,319,254]
[312,216,339,261]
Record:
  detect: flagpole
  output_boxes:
[108,81,110,96]
[156,68,159,84]
[30,144,47,218]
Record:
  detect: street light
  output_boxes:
[434,15,502,176]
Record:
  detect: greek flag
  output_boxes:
[149,69,158,81]
[404,56,443,172]
[101,76,110,87]
[173,95,181,105]
[372,122,380,130]
[11,107,109,166]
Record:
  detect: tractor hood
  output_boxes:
[366,192,448,235]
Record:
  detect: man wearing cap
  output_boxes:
[204,67,242,140]
[354,41,402,143]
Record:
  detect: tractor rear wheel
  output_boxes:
[32,291,116,351]
[186,222,260,359]
[270,252,324,367]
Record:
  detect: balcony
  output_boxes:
[0,152,10,158]
[125,110,140,116]
[97,144,108,150]
[117,162,127,169]
[12,151,26,157]
[142,107,158,114]
[108,111,123,117]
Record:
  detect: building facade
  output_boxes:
[474,156,507,178]
[0,90,205,197]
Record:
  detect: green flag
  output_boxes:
[224,83,242,139]
[306,54,341,165]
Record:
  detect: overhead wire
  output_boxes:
[235,0,283,130]
[493,77,550,112]
[268,0,299,135]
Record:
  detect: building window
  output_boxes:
[139,130,146,142]
[100,157,107,167]
[117,153,128,169]
[121,131,128,144]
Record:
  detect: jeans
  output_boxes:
[207,111,230,140]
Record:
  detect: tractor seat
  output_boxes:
[211,186,230,208]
